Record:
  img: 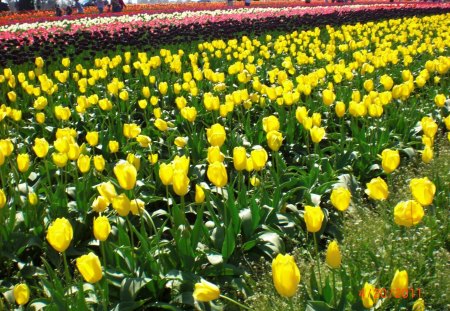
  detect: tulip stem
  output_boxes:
[219,294,253,310]
[313,233,323,291]
[62,251,72,283]
[100,241,109,309]
[332,269,338,308]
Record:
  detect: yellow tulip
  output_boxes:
[365,177,388,201]
[412,298,425,311]
[158,81,168,95]
[36,112,45,124]
[93,155,106,172]
[13,284,30,305]
[193,279,220,302]
[52,152,68,168]
[46,217,73,252]
[312,113,321,127]
[207,162,228,188]
[33,138,49,158]
[206,123,226,147]
[262,115,280,133]
[0,189,6,208]
[325,241,341,269]
[92,196,109,213]
[108,140,119,153]
[174,137,187,148]
[330,187,351,211]
[390,270,409,299]
[250,148,268,171]
[266,130,283,152]
[195,184,205,204]
[130,198,145,215]
[363,79,374,92]
[148,154,158,164]
[86,131,99,146]
[335,101,346,118]
[28,192,38,205]
[444,115,450,130]
[380,74,394,91]
[76,252,103,283]
[173,170,190,196]
[361,282,378,308]
[112,193,131,217]
[295,106,308,124]
[17,153,30,173]
[310,126,326,143]
[93,216,111,241]
[304,205,324,233]
[394,200,424,227]
[114,161,137,190]
[54,105,71,121]
[35,57,44,68]
[420,116,437,138]
[410,177,435,206]
[322,89,336,106]
[271,253,300,298]
[250,176,260,187]
[434,94,446,107]
[207,146,224,163]
[123,123,141,139]
[77,155,91,173]
[422,146,433,164]
[136,135,152,147]
[181,106,197,123]
[96,181,117,203]
[154,118,168,131]
[7,91,16,102]
[381,149,400,173]
[159,163,174,186]
[233,147,247,171]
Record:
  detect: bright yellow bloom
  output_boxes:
[412,298,425,311]
[304,205,324,233]
[310,126,325,143]
[86,131,99,146]
[28,192,38,205]
[207,162,228,188]
[271,254,300,298]
[325,241,341,269]
[173,170,190,196]
[96,181,117,203]
[381,149,400,174]
[93,216,111,241]
[46,218,73,252]
[422,146,433,164]
[193,279,220,302]
[233,147,247,171]
[267,130,283,152]
[93,155,106,172]
[250,148,268,171]
[136,135,151,147]
[410,177,435,206]
[335,101,346,118]
[206,123,226,147]
[92,196,109,213]
[434,94,446,107]
[365,177,388,201]
[207,146,224,163]
[159,163,174,186]
[0,189,7,208]
[390,270,409,299]
[361,282,377,309]
[114,161,137,190]
[112,193,131,217]
[77,155,91,173]
[174,137,187,148]
[108,140,119,153]
[17,153,30,173]
[76,252,103,283]
[123,123,141,139]
[195,184,205,203]
[13,284,30,305]
[154,118,168,131]
[262,115,280,132]
[394,200,424,227]
[52,152,68,168]
[322,89,335,106]
[330,187,351,212]
[130,198,145,215]
[33,138,49,158]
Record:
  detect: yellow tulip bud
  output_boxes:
[159,163,174,186]
[93,216,111,241]
[92,196,109,213]
[330,187,351,212]
[181,106,197,123]
[304,205,324,233]
[422,146,433,164]
[250,176,260,187]
[0,189,6,209]
[13,284,30,305]
[136,135,151,147]
[52,152,68,168]
[410,177,435,206]
[108,140,119,153]
[173,170,190,196]
[35,57,44,68]
[86,131,99,146]
[112,193,131,217]
[206,123,226,147]
[130,198,145,215]
[262,115,280,133]
[271,254,300,298]
[114,161,137,190]
[123,123,141,139]
[96,181,117,203]
[326,241,341,269]
[412,298,425,311]
[195,184,205,203]
[381,149,400,174]
[434,94,446,107]
[148,153,158,164]
[363,79,374,92]
[394,200,424,227]
[76,252,103,283]
[250,148,268,171]
[266,130,283,152]
[361,282,378,308]
[33,138,49,158]
[207,146,224,163]
[17,153,30,173]
[233,147,247,171]
[390,270,409,299]
[322,89,336,106]
[365,177,388,201]
[154,118,168,131]
[174,137,188,148]
[77,155,91,173]
[158,81,168,95]
[36,112,46,124]
[207,162,228,188]
[193,279,220,302]
[46,218,73,252]
[28,192,38,205]
[93,155,106,172]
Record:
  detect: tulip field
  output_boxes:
[0,1,450,310]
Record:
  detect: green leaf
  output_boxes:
[323,277,333,305]
[120,278,152,302]
[309,267,321,301]
[221,222,236,261]
[306,301,332,311]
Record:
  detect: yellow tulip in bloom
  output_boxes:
[86,131,99,146]
[154,118,168,131]
[92,196,109,213]
[108,140,119,153]
[158,81,168,95]
[361,282,378,309]
[207,162,228,188]
[130,198,145,215]
[380,74,394,91]
[93,216,111,241]
[93,155,106,172]
[444,115,450,130]
[390,270,409,299]
[295,106,308,124]
[330,187,351,211]
[112,193,131,217]
[250,176,260,187]
[181,106,197,123]
[420,116,437,138]
[192,279,220,302]
[381,149,400,173]
[17,153,30,173]
[53,152,68,168]
[304,205,324,233]
[262,115,280,132]
[114,161,137,190]
[322,89,336,106]
[136,135,151,147]
[36,112,45,124]
[35,57,44,68]
[173,170,190,196]
[46,217,73,252]
[434,94,446,107]
[0,189,7,209]
[365,177,389,201]
[13,284,30,305]
[335,101,346,118]
[266,130,283,152]
[410,177,435,206]
[159,163,174,186]
[271,253,300,298]
[250,148,268,171]
[363,79,374,92]
[206,123,226,147]
[207,146,224,163]
[28,192,38,205]
[421,146,433,164]
[33,138,49,158]
[96,181,117,203]
[312,113,321,127]
[123,123,141,139]
[174,137,187,148]
[394,200,424,227]
[62,57,70,67]
[310,126,326,143]
[231,147,246,171]
[325,241,341,269]
[76,252,103,283]
[0,139,13,156]
[412,298,425,311]
[54,105,71,121]
[195,184,205,204]
[148,154,158,164]
[77,155,91,173]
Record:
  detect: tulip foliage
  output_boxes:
[0,3,449,310]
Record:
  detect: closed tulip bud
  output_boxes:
[365,177,389,201]
[304,205,324,233]
[434,94,446,107]
[174,136,187,148]
[17,153,30,172]
[330,187,351,211]
[77,155,91,173]
[114,161,137,190]
[33,138,49,158]
[13,284,30,305]
[92,196,109,213]
[148,153,158,164]
[421,146,433,164]
[173,156,190,175]
[271,253,300,298]
[322,89,335,106]
[136,135,152,147]
[0,189,6,208]
[181,106,197,123]
[444,115,450,130]
[251,148,268,171]
[207,161,228,188]
[0,139,13,157]
[96,181,117,203]
[394,200,424,227]
[158,82,168,95]
[380,74,394,91]
[295,106,308,124]
[390,270,408,299]
[154,118,168,131]
[412,298,425,311]
[108,140,119,153]
[142,86,150,98]
[421,116,437,138]
[335,101,346,118]
[195,184,205,203]
[381,149,400,173]
[326,240,341,269]
[76,252,102,283]
[410,177,435,206]
[36,112,45,124]
[361,282,378,308]
[54,105,71,121]
[267,130,283,152]
[233,147,247,171]
[193,279,220,302]
[35,57,44,68]
[207,146,224,163]
[250,176,260,187]
[130,198,145,215]
[206,123,226,147]
[93,155,106,172]
[46,217,73,252]
[93,216,111,241]
[53,152,68,168]
[7,91,16,102]
[112,193,131,217]
[173,170,190,196]
[310,126,326,143]
[159,163,174,186]
[123,123,141,139]
[86,131,99,146]
[312,112,321,127]
[262,115,280,133]
[363,79,374,92]
[28,192,38,205]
